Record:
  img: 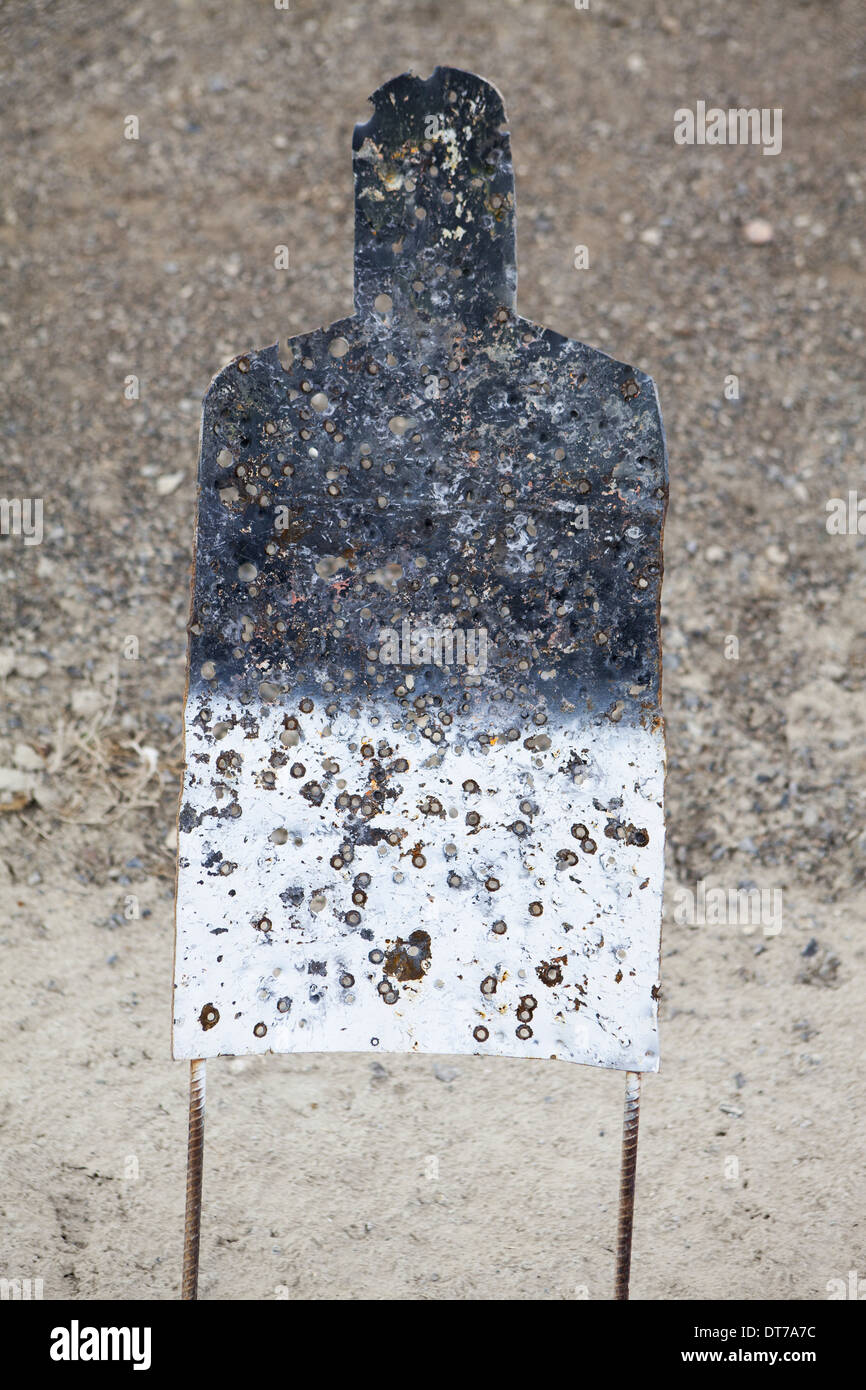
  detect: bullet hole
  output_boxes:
[352,890,367,906]
[466,811,481,827]
[571,823,588,840]
[491,920,507,935]
[218,862,236,876]
[199,1003,219,1031]
[270,828,289,844]
[516,1024,533,1040]
[355,872,371,888]
[329,336,350,357]
[529,901,543,916]
[330,854,344,869]
[238,562,258,583]
[481,975,497,996]
[255,916,272,932]
[412,852,426,868]
[299,698,314,713]
[557,849,578,867]
[473,1026,489,1042]
[277,997,291,1013]
[384,989,399,1004]
[253,1022,267,1038]
[621,378,639,399]
[374,293,393,315]
[394,758,409,773]
[291,763,306,778]
[201,661,216,680]
[485,877,500,892]
[583,838,597,854]
[310,392,329,412]
[463,779,480,794]
[346,910,362,926]
[536,959,563,987]
[340,973,355,988]
[524,733,551,752]
[301,782,324,805]
[369,949,384,965]
[447,872,462,888]
[511,820,528,836]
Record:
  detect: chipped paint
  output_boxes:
[173,66,668,1071]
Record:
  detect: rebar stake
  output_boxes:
[613,1070,642,1300]
[182,1058,207,1301]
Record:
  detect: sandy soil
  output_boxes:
[0,0,863,1300]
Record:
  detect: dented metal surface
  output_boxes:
[173,66,668,1070]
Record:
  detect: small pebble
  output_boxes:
[743,219,774,245]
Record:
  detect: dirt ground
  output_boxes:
[0,0,863,1301]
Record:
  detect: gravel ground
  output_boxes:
[0,0,863,1300]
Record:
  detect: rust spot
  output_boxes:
[383,929,432,981]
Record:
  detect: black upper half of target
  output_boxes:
[187,67,668,726]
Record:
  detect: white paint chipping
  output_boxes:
[174,697,664,1070]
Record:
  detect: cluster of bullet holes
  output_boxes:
[604,819,649,847]
[516,994,537,1040]
[570,823,597,855]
